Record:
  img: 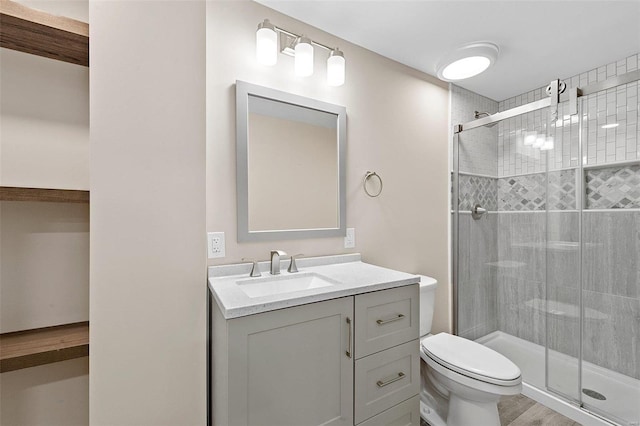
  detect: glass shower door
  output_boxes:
[454,73,640,426]
[577,80,640,426]
[544,96,583,405]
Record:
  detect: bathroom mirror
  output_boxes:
[236,81,346,242]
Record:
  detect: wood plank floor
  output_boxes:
[421,394,582,426]
[498,394,582,426]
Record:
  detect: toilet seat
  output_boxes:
[421,333,521,387]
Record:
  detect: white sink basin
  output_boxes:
[236,272,339,298]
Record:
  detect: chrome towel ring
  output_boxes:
[363,171,383,197]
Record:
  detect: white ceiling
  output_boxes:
[256,0,640,101]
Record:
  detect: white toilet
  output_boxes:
[418,276,522,426]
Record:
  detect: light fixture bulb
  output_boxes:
[533,135,546,148]
[327,49,345,86]
[524,131,537,146]
[436,42,499,82]
[540,136,554,151]
[256,19,277,66]
[294,36,314,77]
[442,56,491,80]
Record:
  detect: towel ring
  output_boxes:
[363,171,383,197]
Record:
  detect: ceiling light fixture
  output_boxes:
[601,123,619,129]
[255,19,346,86]
[436,42,499,81]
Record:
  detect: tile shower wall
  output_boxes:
[452,85,498,177]
[458,213,498,341]
[497,170,576,211]
[458,174,497,211]
[586,164,640,209]
[452,85,499,341]
[498,53,639,176]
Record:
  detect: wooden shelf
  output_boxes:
[0,322,89,372]
[0,186,89,203]
[0,0,89,66]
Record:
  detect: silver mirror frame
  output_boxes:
[236,80,347,242]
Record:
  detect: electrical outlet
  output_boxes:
[208,232,225,258]
[344,228,355,248]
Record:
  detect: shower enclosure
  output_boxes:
[453,67,640,426]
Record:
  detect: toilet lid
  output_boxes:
[421,333,521,386]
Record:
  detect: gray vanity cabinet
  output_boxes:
[211,284,420,426]
[212,296,354,426]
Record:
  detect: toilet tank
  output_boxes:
[418,275,438,337]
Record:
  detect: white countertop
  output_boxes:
[208,254,420,319]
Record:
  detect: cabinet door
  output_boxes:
[228,297,354,426]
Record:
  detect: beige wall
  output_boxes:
[1,202,89,333]
[90,1,206,425]
[207,1,451,333]
[0,48,89,190]
[1,358,89,426]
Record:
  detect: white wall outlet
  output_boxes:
[344,228,355,249]
[207,232,225,258]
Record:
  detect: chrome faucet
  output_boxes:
[270,250,287,275]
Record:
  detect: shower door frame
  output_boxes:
[451,69,640,422]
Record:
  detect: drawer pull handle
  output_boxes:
[376,372,405,387]
[346,317,352,358]
[376,314,405,325]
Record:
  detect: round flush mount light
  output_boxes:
[436,42,499,81]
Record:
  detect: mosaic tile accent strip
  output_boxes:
[498,170,576,211]
[458,174,497,211]
[498,174,546,211]
[586,165,640,209]
[548,169,577,210]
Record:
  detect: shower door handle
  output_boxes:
[471,204,487,220]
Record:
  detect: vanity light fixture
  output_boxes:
[294,36,314,77]
[255,19,346,86]
[256,19,278,66]
[436,42,499,81]
[327,49,345,86]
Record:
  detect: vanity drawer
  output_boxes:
[357,395,420,426]
[354,340,420,424]
[355,285,419,358]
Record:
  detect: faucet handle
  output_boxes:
[287,254,304,273]
[242,258,261,277]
